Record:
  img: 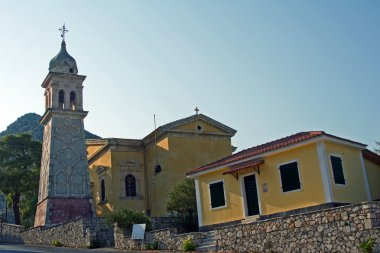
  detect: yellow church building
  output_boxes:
[186,131,380,229]
[86,113,236,217]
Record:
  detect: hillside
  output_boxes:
[0,113,101,141]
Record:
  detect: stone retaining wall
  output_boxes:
[22,219,88,247]
[0,217,114,248]
[114,226,207,251]
[2,201,379,252]
[113,201,380,252]
[215,201,380,253]
[152,216,181,230]
[0,223,23,243]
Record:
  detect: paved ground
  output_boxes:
[0,243,181,253]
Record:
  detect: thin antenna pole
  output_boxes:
[154,114,158,166]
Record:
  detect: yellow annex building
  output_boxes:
[186,131,380,229]
[86,113,236,217]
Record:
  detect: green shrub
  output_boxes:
[51,239,63,247]
[144,240,159,250]
[167,179,198,233]
[359,238,374,253]
[183,237,196,251]
[104,208,151,231]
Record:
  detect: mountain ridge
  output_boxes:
[0,113,101,141]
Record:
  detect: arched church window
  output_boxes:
[70,91,76,110]
[58,90,65,109]
[101,179,106,202]
[125,174,136,197]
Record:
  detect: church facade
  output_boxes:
[87,114,236,217]
[34,27,237,223]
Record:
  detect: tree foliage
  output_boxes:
[167,178,198,231]
[0,134,42,225]
[105,208,151,231]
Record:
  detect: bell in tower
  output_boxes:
[34,25,93,227]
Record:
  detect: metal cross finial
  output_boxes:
[59,24,69,41]
[194,107,199,115]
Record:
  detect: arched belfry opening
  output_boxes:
[70,91,76,110]
[58,90,65,109]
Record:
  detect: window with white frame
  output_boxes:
[279,161,301,192]
[330,155,345,185]
[209,180,226,208]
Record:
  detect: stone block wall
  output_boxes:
[151,216,181,230]
[114,226,207,251]
[113,201,380,252]
[215,201,380,253]
[0,223,23,243]
[3,202,379,252]
[83,217,114,247]
[0,217,113,248]
[22,219,88,247]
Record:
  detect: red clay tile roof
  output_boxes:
[362,149,380,166]
[187,131,366,176]
[222,159,264,175]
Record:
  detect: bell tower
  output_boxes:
[34,25,93,227]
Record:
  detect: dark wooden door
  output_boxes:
[244,174,260,216]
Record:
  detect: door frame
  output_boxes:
[239,172,262,217]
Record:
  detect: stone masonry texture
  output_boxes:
[0,217,113,248]
[115,201,380,252]
[214,201,380,253]
[114,226,208,251]
[1,201,380,252]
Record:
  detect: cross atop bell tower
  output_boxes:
[59,24,68,41]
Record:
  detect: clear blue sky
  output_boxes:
[0,1,379,151]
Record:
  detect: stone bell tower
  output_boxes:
[34,25,93,227]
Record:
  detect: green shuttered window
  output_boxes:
[330,156,345,185]
[279,161,301,192]
[209,181,225,208]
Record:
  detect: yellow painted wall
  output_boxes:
[87,118,234,218]
[198,141,374,227]
[324,142,368,203]
[364,159,380,200]
[199,169,244,226]
[87,144,103,156]
[257,143,325,215]
[87,143,146,216]
[145,119,233,217]
[173,120,228,134]
[109,150,146,212]
[199,143,326,226]
[144,134,170,217]
[87,148,113,216]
